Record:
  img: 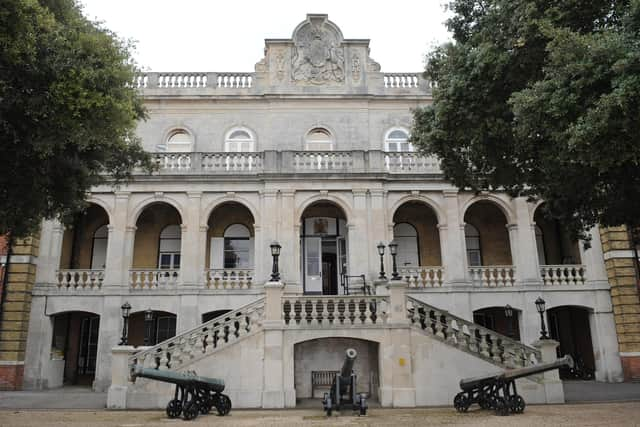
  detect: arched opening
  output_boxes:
[300,201,348,295]
[305,127,334,151]
[165,129,193,152]
[534,204,582,265]
[225,128,255,152]
[548,306,595,380]
[384,128,412,152]
[50,311,100,386]
[392,201,442,267]
[131,203,182,287]
[472,306,521,341]
[128,310,177,347]
[464,201,512,266]
[294,337,379,404]
[59,204,110,270]
[205,202,255,288]
[201,309,232,323]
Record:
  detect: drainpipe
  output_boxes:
[0,235,13,329]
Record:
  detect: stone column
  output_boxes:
[513,197,540,285]
[387,279,409,325]
[589,310,624,382]
[179,192,203,288]
[106,345,136,409]
[22,296,53,390]
[94,295,125,391]
[348,190,369,278]
[260,190,279,284]
[441,190,466,285]
[580,226,608,285]
[103,192,131,287]
[36,220,63,285]
[262,281,285,407]
[368,190,389,280]
[533,339,565,403]
[279,191,297,289]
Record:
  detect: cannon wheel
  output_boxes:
[215,393,232,416]
[508,395,525,414]
[166,399,182,418]
[182,401,199,421]
[453,392,470,413]
[493,397,509,416]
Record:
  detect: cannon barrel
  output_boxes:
[131,365,225,393]
[340,348,358,379]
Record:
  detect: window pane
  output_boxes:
[388,130,408,139]
[160,254,172,269]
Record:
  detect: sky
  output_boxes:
[79,0,452,73]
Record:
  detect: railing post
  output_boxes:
[263,280,284,324]
[262,280,287,407]
[106,345,135,409]
[387,279,408,325]
[533,339,565,403]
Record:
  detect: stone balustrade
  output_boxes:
[152,153,192,171]
[201,153,262,172]
[383,73,421,88]
[129,269,180,289]
[406,297,541,368]
[540,265,587,286]
[56,269,104,290]
[292,151,354,171]
[216,73,253,88]
[469,266,516,287]
[204,269,253,290]
[398,266,444,288]
[384,152,441,173]
[282,295,389,327]
[129,298,265,371]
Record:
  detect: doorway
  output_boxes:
[50,311,100,386]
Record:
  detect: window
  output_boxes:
[225,128,255,152]
[394,223,419,267]
[159,225,181,269]
[155,315,176,343]
[385,128,412,152]
[223,224,251,268]
[535,225,547,265]
[305,127,334,151]
[465,223,482,266]
[90,224,108,269]
[165,130,193,152]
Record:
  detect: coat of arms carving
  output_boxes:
[291,20,344,85]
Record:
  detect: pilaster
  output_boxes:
[441,190,466,285]
[103,192,131,287]
[179,192,203,287]
[513,197,540,285]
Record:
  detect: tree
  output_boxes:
[412,0,640,241]
[0,0,153,238]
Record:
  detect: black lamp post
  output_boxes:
[504,304,513,339]
[270,241,281,282]
[388,241,399,280]
[535,297,549,339]
[377,242,387,280]
[144,308,154,346]
[119,301,131,345]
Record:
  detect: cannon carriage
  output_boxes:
[453,355,573,416]
[131,365,231,421]
[322,348,368,416]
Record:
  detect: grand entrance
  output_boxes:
[300,202,348,295]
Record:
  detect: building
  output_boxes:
[7,14,634,405]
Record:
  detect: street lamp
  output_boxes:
[388,241,399,280]
[377,242,387,280]
[270,241,282,282]
[119,301,131,345]
[535,297,549,339]
[504,304,513,338]
[144,308,154,346]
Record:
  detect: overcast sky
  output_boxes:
[79,0,452,73]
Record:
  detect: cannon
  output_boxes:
[131,365,231,421]
[322,348,368,416]
[453,355,573,416]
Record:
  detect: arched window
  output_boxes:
[535,225,547,265]
[394,223,419,267]
[165,130,193,152]
[465,223,482,266]
[225,128,255,152]
[159,225,181,269]
[90,225,108,269]
[305,127,334,151]
[385,128,412,152]
[223,224,252,268]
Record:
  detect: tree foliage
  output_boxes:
[412,0,640,240]
[0,0,153,238]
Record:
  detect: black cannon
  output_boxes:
[131,365,231,420]
[322,348,368,416]
[453,355,573,416]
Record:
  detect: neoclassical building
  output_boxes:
[15,14,629,405]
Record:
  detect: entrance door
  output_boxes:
[304,237,322,293]
[77,315,99,381]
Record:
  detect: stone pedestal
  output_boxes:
[533,339,565,404]
[106,346,136,409]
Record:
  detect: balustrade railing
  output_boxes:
[469,266,516,287]
[152,153,192,171]
[406,297,540,368]
[56,269,104,290]
[204,269,253,290]
[282,295,388,327]
[540,265,586,286]
[201,153,262,172]
[292,151,353,171]
[383,73,421,88]
[384,153,440,173]
[129,298,265,371]
[129,269,179,289]
[157,73,208,88]
[216,73,253,88]
[399,266,444,288]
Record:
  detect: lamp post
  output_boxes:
[388,241,399,280]
[504,304,513,339]
[144,308,154,346]
[119,301,131,345]
[270,241,281,282]
[377,242,387,280]
[535,297,549,339]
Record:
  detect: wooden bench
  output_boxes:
[311,370,338,398]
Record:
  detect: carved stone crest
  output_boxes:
[352,54,361,81]
[291,18,344,85]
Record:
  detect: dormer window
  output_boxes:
[385,128,412,152]
[305,128,334,151]
[166,130,193,152]
[225,128,255,152]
